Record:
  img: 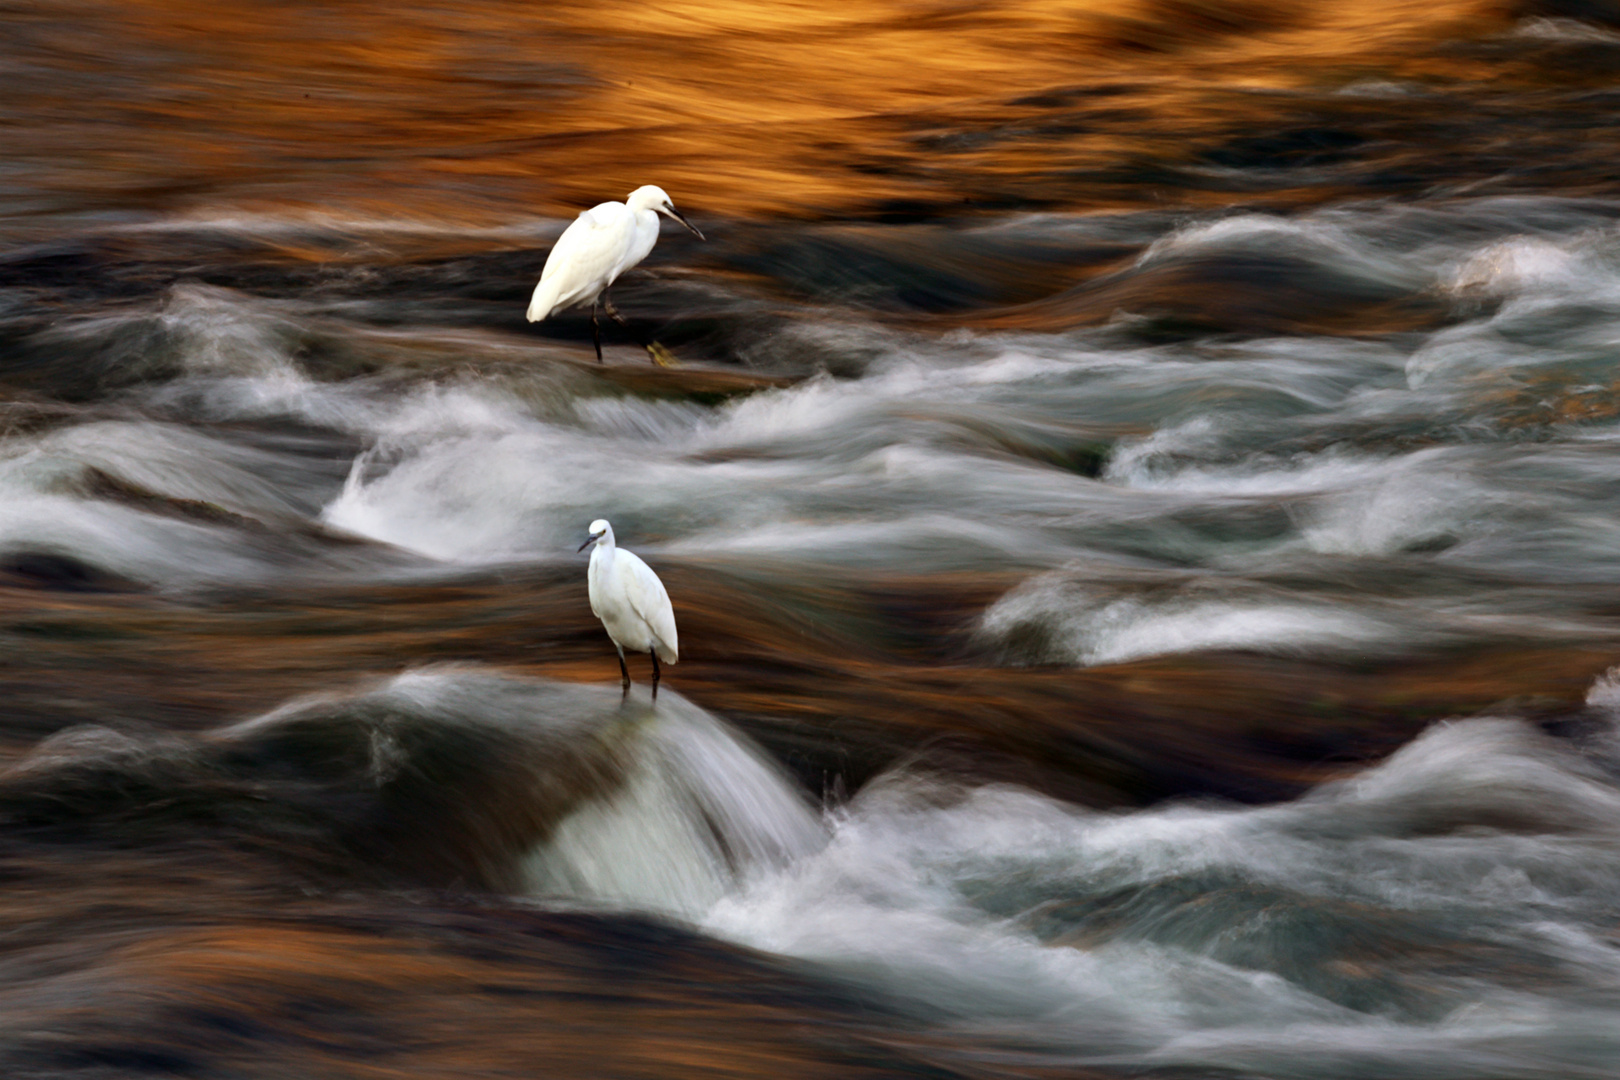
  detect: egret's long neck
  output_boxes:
[595,528,617,565]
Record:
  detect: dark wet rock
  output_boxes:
[1203,127,1369,171]
[0,551,142,593]
[981,249,1450,337]
[1513,0,1620,26]
[0,675,638,892]
[723,223,1133,313]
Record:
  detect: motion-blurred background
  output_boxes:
[7,3,1620,1079]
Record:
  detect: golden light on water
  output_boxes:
[7,0,1574,224]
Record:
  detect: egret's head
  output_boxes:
[628,185,704,240]
[577,518,611,552]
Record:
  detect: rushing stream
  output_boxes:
[7,2,1620,1078]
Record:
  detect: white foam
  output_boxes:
[1295,447,1478,557]
[1137,214,1363,265]
[521,691,826,918]
[1105,416,1391,496]
[317,349,1112,565]
[697,717,1620,1075]
[1134,213,1427,292]
[979,572,1398,665]
[111,208,566,248]
[1584,666,1620,711]
[0,426,300,585]
[1442,237,1584,298]
[1509,17,1620,44]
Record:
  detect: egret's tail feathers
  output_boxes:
[655,640,678,665]
[526,280,561,323]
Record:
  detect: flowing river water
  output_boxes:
[7,2,1620,1077]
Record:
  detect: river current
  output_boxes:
[6,3,1620,1078]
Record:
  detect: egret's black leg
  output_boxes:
[650,649,661,701]
[604,292,677,368]
[591,299,604,362]
[615,644,630,695]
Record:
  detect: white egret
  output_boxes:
[527,185,704,366]
[578,519,679,699]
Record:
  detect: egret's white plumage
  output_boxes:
[527,185,703,364]
[579,518,678,698]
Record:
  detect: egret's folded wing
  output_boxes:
[624,554,679,662]
[538,202,632,285]
[529,202,636,321]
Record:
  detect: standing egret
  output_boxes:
[578,519,679,699]
[527,185,704,366]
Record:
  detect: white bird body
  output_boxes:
[581,519,678,697]
[526,200,656,322]
[525,186,703,365]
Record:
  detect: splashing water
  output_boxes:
[521,690,827,917]
[694,712,1620,1078]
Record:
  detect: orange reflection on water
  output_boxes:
[5,0,1573,224]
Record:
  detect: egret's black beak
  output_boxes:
[577,537,594,552]
[667,206,704,241]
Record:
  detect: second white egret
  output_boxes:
[526,185,704,366]
[578,519,679,699]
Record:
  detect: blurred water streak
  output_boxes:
[9,2,1620,1078]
